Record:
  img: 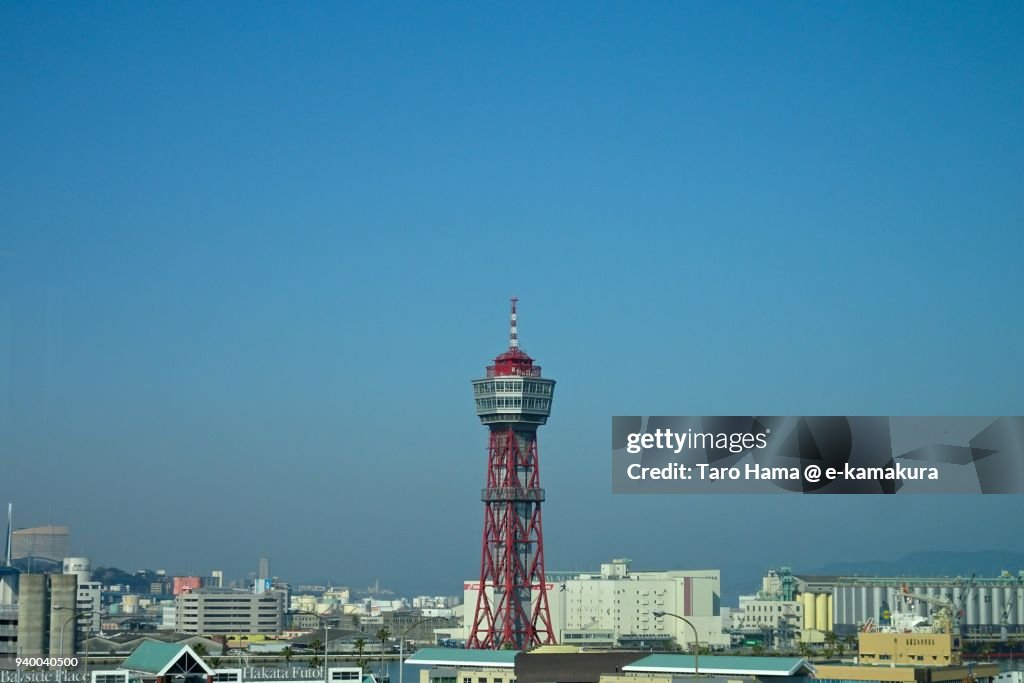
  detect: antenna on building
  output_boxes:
[509,296,519,350]
[5,503,11,566]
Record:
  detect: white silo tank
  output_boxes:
[967,587,979,626]
[993,587,1005,629]
[62,557,91,585]
[917,586,929,617]
[980,587,993,627]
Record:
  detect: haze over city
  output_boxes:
[2,2,1023,596]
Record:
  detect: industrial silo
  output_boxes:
[1016,583,1024,626]
[802,592,816,631]
[816,593,829,632]
[980,587,992,628]
[993,587,1004,630]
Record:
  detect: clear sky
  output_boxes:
[1,2,1022,593]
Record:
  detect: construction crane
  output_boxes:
[899,584,956,634]
[999,572,1024,642]
[944,574,976,634]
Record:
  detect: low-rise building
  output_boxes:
[407,646,519,683]
[813,661,999,683]
[856,631,962,666]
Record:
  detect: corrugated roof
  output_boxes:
[405,647,519,668]
[624,654,810,676]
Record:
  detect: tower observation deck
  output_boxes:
[467,298,556,649]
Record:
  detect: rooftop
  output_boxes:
[623,654,812,677]
[120,641,213,676]
[406,647,519,668]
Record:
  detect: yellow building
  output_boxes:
[857,632,962,666]
[814,661,999,683]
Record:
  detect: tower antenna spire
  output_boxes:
[509,296,519,350]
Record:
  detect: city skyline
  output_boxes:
[2,2,1023,597]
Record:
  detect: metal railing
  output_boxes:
[486,366,542,377]
[481,487,545,502]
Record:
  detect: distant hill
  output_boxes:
[805,550,1024,578]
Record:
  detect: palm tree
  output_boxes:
[355,638,367,670]
[283,647,294,665]
[377,628,391,680]
[193,643,209,659]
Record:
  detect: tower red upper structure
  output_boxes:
[468,298,556,650]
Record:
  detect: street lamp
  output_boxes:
[652,610,700,679]
[291,609,333,683]
[55,607,97,683]
[398,616,447,683]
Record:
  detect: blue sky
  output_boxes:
[1,2,1022,593]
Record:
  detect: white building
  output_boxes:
[77,581,103,632]
[175,588,284,635]
[730,595,803,647]
[160,604,177,631]
[412,596,452,609]
[463,558,729,649]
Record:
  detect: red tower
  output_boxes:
[468,298,556,650]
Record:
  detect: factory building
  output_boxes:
[761,568,1024,638]
[831,573,1024,637]
[464,558,729,650]
[731,596,803,646]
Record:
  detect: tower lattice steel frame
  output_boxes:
[468,298,556,649]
